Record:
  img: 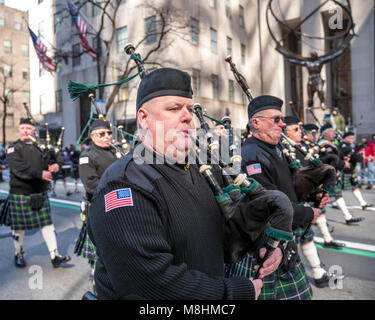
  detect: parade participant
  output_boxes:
[69,144,81,193]
[77,119,118,280]
[5,118,71,268]
[331,107,346,133]
[226,96,320,299]
[317,124,363,224]
[339,132,372,210]
[86,67,279,300]
[284,116,344,286]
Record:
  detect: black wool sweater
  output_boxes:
[87,151,255,300]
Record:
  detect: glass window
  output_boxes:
[239,5,245,28]
[55,89,62,112]
[92,0,102,17]
[226,36,232,56]
[22,91,30,104]
[116,26,128,53]
[145,16,157,44]
[229,79,235,103]
[225,0,232,19]
[39,94,46,114]
[72,43,81,67]
[241,43,246,65]
[54,11,63,34]
[3,65,12,77]
[211,74,219,100]
[21,44,29,56]
[209,0,216,9]
[210,28,217,54]
[4,40,12,53]
[0,18,4,27]
[6,114,14,127]
[22,68,29,80]
[14,22,22,30]
[190,18,199,46]
[192,69,201,97]
[118,80,129,102]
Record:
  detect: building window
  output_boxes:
[22,91,30,104]
[14,22,22,30]
[118,80,129,102]
[38,20,45,38]
[241,43,246,65]
[22,68,29,80]
[120,0,126,4]
[3,65,12,77]
[145,16,157,44]
[226,36,232,56]
[39,94,47,114]
[21,44,29,56]
[39,62,46,77]
[54,11,63,34]
[55,89,62,112]
[4,40,12,53]
[72,43,81,67]
[210,28,217,53]
[209,0,216,9]
[239,5,245,28]
[192,69,201,97]
[116,26,128,53]
[6,114,14,127]
[225,0,232,19]
[5,89,13,103]
[229,80,235,103]
[0,18,4,27]
[38,0,44,4]
[190,18,199,46]
[211,74,219,100]
[92,0,102,17]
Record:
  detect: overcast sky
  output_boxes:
[4,0,33,12]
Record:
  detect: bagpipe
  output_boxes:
[225,56,337,204]
[122,44,294,269]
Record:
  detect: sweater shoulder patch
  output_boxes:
[104,188,133,213]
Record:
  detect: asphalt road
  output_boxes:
[0,173,374,300]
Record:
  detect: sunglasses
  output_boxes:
[96,130,112,138]
[255,116,284,124]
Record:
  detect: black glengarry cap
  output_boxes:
[248,95,283,119]
[91,119,111,132]
[136,68,193,110]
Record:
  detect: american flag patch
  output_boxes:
[246,163,262,176]
[104,188,133,213]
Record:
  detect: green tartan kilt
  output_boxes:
[328,181,342,198]
[294,226,314,245]
[342,173,359,190]
[5,193,52,230]
[225,252,312,300]
[75,222,97,265]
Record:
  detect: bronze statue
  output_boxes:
[276,44,350,110]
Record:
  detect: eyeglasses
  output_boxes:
[96,131,112,138]
[255,116,284,124]
[289,127,301,132]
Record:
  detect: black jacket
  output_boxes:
[79,143,118,199]
[241,136,313,229]
[87,149,255,300]
[6,140,50,195]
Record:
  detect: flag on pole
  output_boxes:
[28,27,56,73]
[67,1,98,60]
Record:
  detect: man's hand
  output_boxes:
[249,278,263,300]
[254,247,283,279]
[42,170,52,182]
[311,208,321,224]
[48,163,59,173]
[317,193,330,209]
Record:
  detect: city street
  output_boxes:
[0,172,374,300]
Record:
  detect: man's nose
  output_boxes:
[181,107,193,122]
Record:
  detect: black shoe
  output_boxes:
[366,185,372,190]
[51,254,71,268]
[66,191,72,196]
[15,252,26,268]
[345,217,364,225]
[362,203,373,210]
[327,223,335,233]
[313,273,331,288]
[323,241,345,249]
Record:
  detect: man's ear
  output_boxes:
[137,107,148,131]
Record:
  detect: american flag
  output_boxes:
[104,188,133,213]
[246,163,262,176]
[67,1,98,60]
[27,27,56,73]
